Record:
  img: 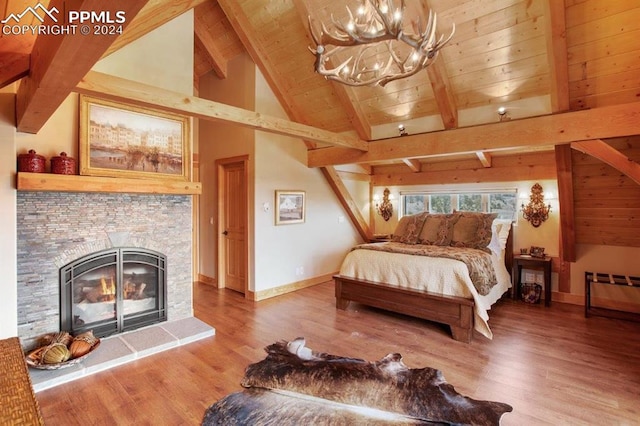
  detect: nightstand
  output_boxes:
[512,255,552,306]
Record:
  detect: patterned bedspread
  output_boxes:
[352,242,498,295]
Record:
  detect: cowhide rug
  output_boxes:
[202,338,512,426]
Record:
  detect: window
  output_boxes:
[401,190,517,220]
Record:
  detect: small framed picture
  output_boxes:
[530,246,546,258]
[275,190,305,225]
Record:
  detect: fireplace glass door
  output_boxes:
[60,248,167,338]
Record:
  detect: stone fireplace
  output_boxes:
[17,191,193,349]
[60,247,167,338]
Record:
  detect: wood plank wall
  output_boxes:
[572,136,640,247]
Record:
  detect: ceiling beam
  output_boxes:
[16,0,149,134]
[0,52,30,88]
[321,166,371,241]
[555,144,576,263]
[570,139,640,185]
[476,151,492,168]
[427,56,458,129]
[543,0,570,113]
[308,101,640,167]
[373,152,557,186]
[402,158,422,173]
[76,71,369,151]
[194,8,227,79]
[103,0,209,59]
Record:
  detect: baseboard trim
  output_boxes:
[249,272,336,301]
[197,274,218,287]
[552,291,583,306]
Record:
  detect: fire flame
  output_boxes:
[100,276,116,295]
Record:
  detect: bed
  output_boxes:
[334,212,514,343]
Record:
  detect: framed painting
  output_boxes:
[275,190,305,225]
[79,95,191,181]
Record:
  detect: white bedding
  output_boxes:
[338,248,511,339]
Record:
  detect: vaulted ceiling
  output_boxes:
[2,0,640,167]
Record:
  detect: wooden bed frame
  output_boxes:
[334,230,514,343]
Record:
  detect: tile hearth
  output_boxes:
[28,317,215,392]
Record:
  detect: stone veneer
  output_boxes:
[17,192,193,348]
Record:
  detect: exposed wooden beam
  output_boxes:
[308,102,640,167]
[321,166,371,241]
[373,152,557,186]
[103,0,209,58]
[402,158,422,173]
[476,151,492,168]
[543,0,570,113]
[16,0,148,134]
[427,56,458,129]
[570,139,640,185]
[336,170,371,182]
[354,164,372,175]
[555,144,576,263]
[76,71,369,151]
[0,52,30,89]
[194,9,227,79]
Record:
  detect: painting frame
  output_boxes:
[275,190,306,225]
[79,95,191,181]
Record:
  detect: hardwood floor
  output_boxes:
[36,281,640,425]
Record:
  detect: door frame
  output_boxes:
[216,155,249,294]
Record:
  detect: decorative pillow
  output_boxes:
[417,214,459,245]
[488,219,512,256]
[450,212,498,252]
[391,213,427,244]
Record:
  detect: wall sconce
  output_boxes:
[521,183,551,227]
[374,188,394,221]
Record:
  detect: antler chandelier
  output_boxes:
[308,0,455,87]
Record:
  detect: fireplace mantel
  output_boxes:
[17,172,201,195]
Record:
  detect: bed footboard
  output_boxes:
[334,275,474,343]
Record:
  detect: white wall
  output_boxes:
[93,11,194,96]
[0,87,17,338]
[253,70,361,292]
[197,53,256,280]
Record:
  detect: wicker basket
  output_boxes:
[25,339,100,370]
[521,283,542,304]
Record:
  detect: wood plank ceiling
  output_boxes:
[2,0,640,167]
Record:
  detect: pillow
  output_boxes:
[417,214,459,245]
[391,213,427,244]
[494,219,513,249]
[450,212,498,252]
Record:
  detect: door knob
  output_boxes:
[222,230,228,235]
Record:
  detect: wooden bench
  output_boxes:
[0,337,44,425]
